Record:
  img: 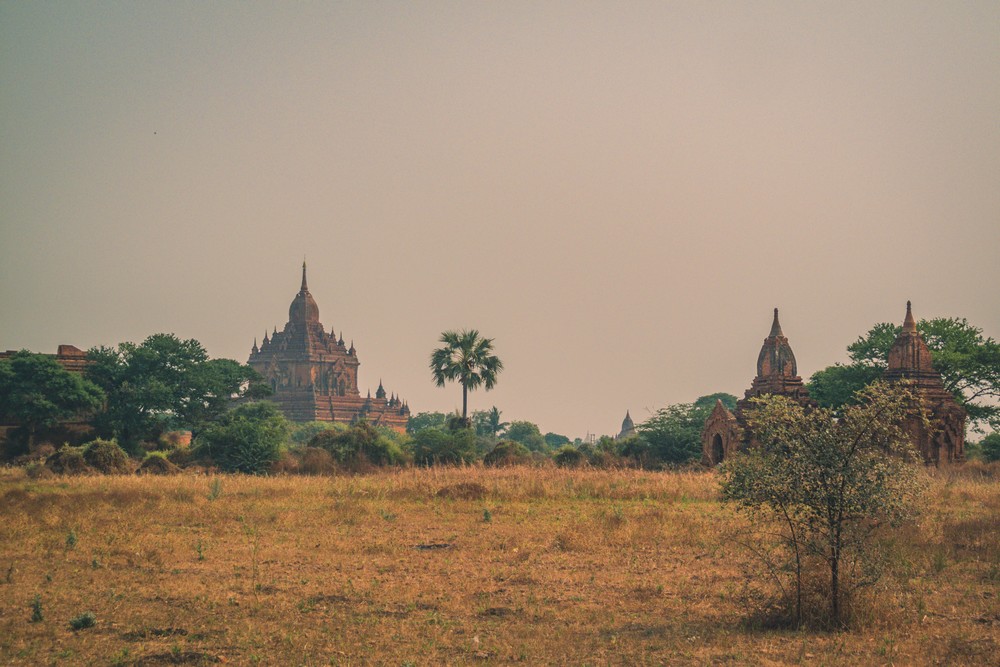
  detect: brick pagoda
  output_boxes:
[248,263,409,431]
[884,302,965,465]
[701,308,814,465]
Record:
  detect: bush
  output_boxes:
[83,439,132,474]
[45,446,92,475]
[137,452,180,475]
[412,427,478,466]
[298,447,336,475]
[69,611,96,630]
[308,422,408,469]
[553,446,586,468]
[195,402,289,474]
[484,440,531,467]
[978,433,1000,462]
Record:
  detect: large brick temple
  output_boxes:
[248,263,409,431]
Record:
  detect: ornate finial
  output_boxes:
[252,337,259,354]
[300,260,308,292]
[769,308,784,337]
[903,300,917,332]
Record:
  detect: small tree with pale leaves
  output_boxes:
[720,381,924,628]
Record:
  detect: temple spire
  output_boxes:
[769,308,783,337]
[300,260,308,292]
[903,300,916,332]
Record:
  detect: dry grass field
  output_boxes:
[1,465,998,665]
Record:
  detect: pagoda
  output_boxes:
[247,263,409,431]
[883,302,965,465]
[701,308,814,465]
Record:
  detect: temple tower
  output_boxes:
[884,302,966,465]
[701,308,814,465]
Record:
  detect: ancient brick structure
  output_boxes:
[0,344,89,373]
[701,309,814,465]
[617,411,636,439]
[248,263,410,432]
[884,302,966,465]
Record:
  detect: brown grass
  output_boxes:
[0,464,998,665]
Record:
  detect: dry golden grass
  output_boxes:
[0,464,997,665]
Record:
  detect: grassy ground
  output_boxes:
[0,465,997,665]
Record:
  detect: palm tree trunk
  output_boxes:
[462,382,468,420]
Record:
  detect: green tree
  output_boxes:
[429,329,503,421]
[87,334,265,451]
[633,393,738,467]
[504,420,547,451]
[544,432,571,449]
[808,317,1000,430]
[0,351,104,452]
[195,401,289,474]
[720,382,923,628]
[472,406,508,439]
[977,432,1000,462]
[407,411,448,433]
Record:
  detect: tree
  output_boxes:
[504,420,547,451]
[544,432,571,449]
[87,334,265,451]
[411,427,478,466]
[632,393,739,467]
[429,329,503,421]
[0,351,104,452]
[976,432,1000,462]
[407,411,448,434]
[308,421,408,467]
[195,401,289,474]
[473,406,508,439]
[808,317,1000,430]
[720,382,923,628]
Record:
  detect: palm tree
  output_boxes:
[429,329,503,422]
[486,406,508,439]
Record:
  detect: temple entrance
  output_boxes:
[712,434,724,464]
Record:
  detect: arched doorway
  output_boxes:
[712,434,724,464]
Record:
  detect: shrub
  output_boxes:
[45,446,92,475]
[979,433,1000,462]
[69,611,96,630]
[195,402,289,474]
[412,428,478,466]
[137,452,180,475]
[299,447,336,475]
[83,439,132,474]
[553,446,586,468]
[484,440,531,467]
[308,422,408,469]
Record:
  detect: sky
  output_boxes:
[2,2,998,439]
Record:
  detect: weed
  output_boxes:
[69,611,96,630]
[5,563,13,584]
[196,540,205,561]
[91,558,101,569]
[66,529,78,550]
[379,509,396,522]
[931,549,948,573]
[208,478,223,501]
[30,594,43,622]
[483,508,493,523]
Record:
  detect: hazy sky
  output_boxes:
[2,2,998,438]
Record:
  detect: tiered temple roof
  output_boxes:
[248,263,409,431]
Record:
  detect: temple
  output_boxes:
[701,309,814,465]
[883,302,965,465]
[617,411,636,439]
[247,263,410,431]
